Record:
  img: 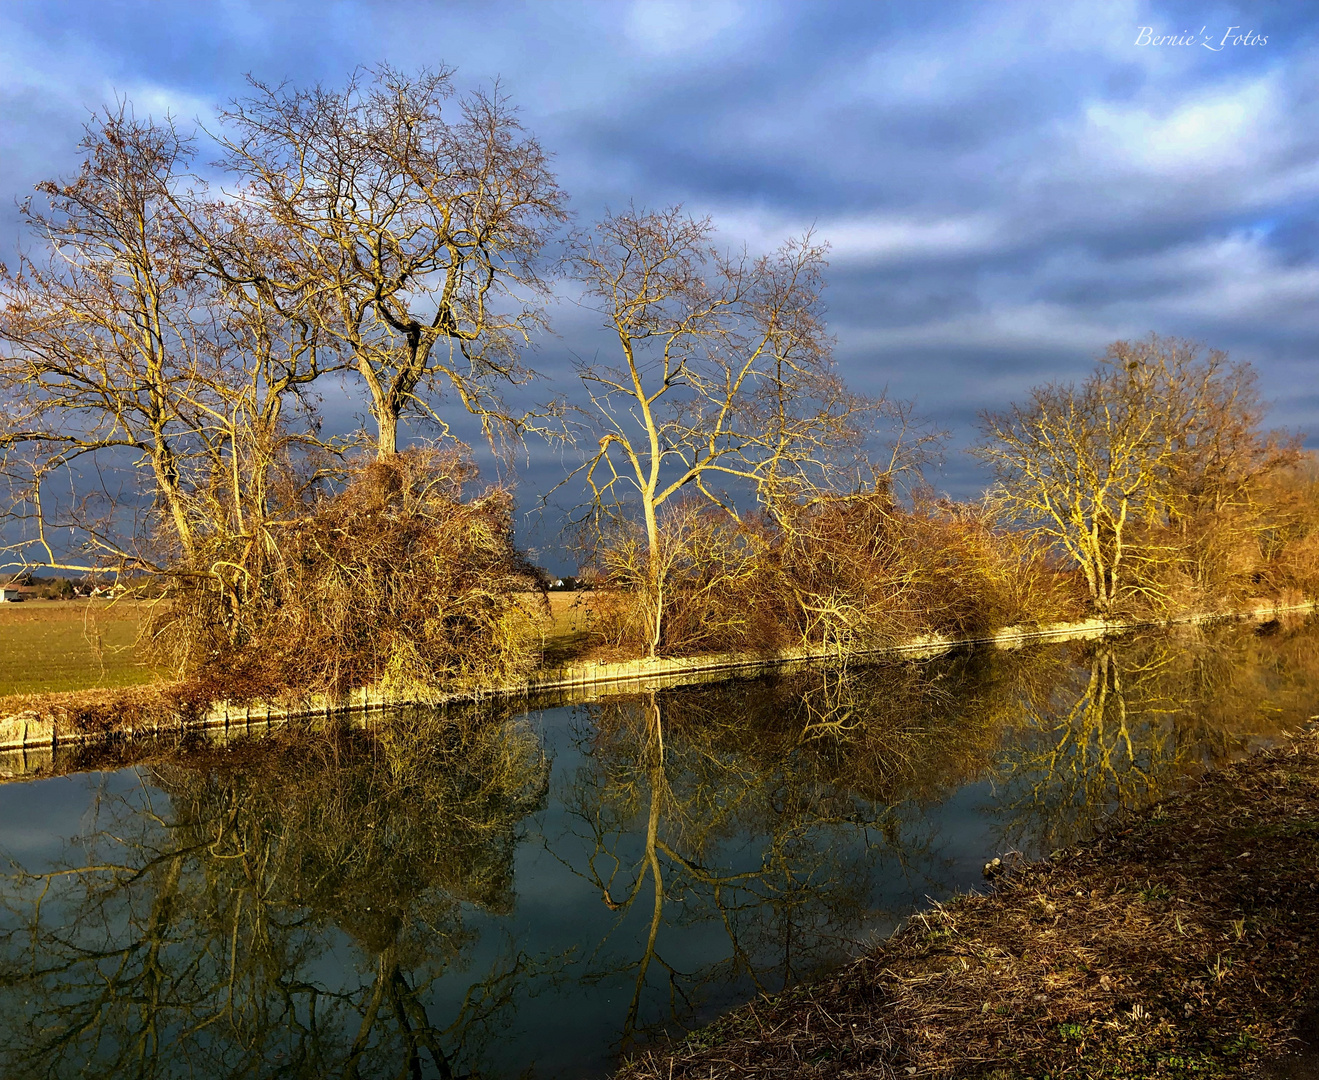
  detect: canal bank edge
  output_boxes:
[617,726,1319,1080]
[1,600,1314,767]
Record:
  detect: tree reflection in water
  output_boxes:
[556,647,1054,1050]
[995,619,1319,852]
[556,620,1319,1051]
[1,617,1316,1077]
[0,708,550,1079]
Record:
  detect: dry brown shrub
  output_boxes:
[1113,452,1319,614]
[772,492,921,649]
[892,496,1084,635]
[591,502,791,657]
[150,449,547,696]
[587,491,1083,659]
[776,495,1079,645]
[1252,451,1319,598]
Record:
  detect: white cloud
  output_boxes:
[623,0,751,57]
[113,83,215,127]
[835,228,1319,371]
[823,213,1002,264]
[1081,74,1277,176]
[839,301,1127,355]
[699,207,1002,264]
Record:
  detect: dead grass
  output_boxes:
[0,600,159,697]
[620,728,1319,1079]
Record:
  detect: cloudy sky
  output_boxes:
[2,0,1315,560]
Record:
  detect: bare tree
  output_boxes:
[1105,336,1298,599]
[976,335,1297,617]
[0,110,200,573]
[212,64,569,458]
[565,207,886,655]
[975,377,1156,617]
[0,84,561,694]
[0,109,318,581]
[0,107,337,612]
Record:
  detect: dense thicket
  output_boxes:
[150,449,545,695]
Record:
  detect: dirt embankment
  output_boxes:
[620,728,1319,1080]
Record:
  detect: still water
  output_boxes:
[1,619,1316,1078]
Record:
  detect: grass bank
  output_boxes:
[0,600,159,697]
[619,729,1319,1080]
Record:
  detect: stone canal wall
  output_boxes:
[2,602,1313,775]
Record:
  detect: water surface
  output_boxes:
[1,618,1316,1078]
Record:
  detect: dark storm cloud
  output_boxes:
[2,0,1316,543]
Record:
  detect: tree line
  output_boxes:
[2,65,1315,699]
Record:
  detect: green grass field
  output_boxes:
[0,600,159,698]
[0,593,599,701]
[540,591,600,664]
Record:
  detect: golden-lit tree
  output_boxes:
[565,208,888,655]
[213,64,569,458]
[976,335,1297,616]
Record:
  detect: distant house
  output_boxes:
[0,586,22,602]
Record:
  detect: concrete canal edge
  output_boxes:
[1,601,1314,775]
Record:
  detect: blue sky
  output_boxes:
[2,0,1316,560]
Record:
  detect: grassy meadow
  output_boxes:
[538,591,598,665]
[0,593,598,702]
[0,600,159,698]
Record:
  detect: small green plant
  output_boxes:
[1223,1031,1263,1057]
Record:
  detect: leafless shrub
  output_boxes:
[587,488,1081,659]
[150,448,546,696]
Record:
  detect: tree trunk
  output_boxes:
[644,498,663,658]
[374,406,399,458]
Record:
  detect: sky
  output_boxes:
[2,0,1316,567]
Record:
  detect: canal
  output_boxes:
[0,617,1315,1078]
